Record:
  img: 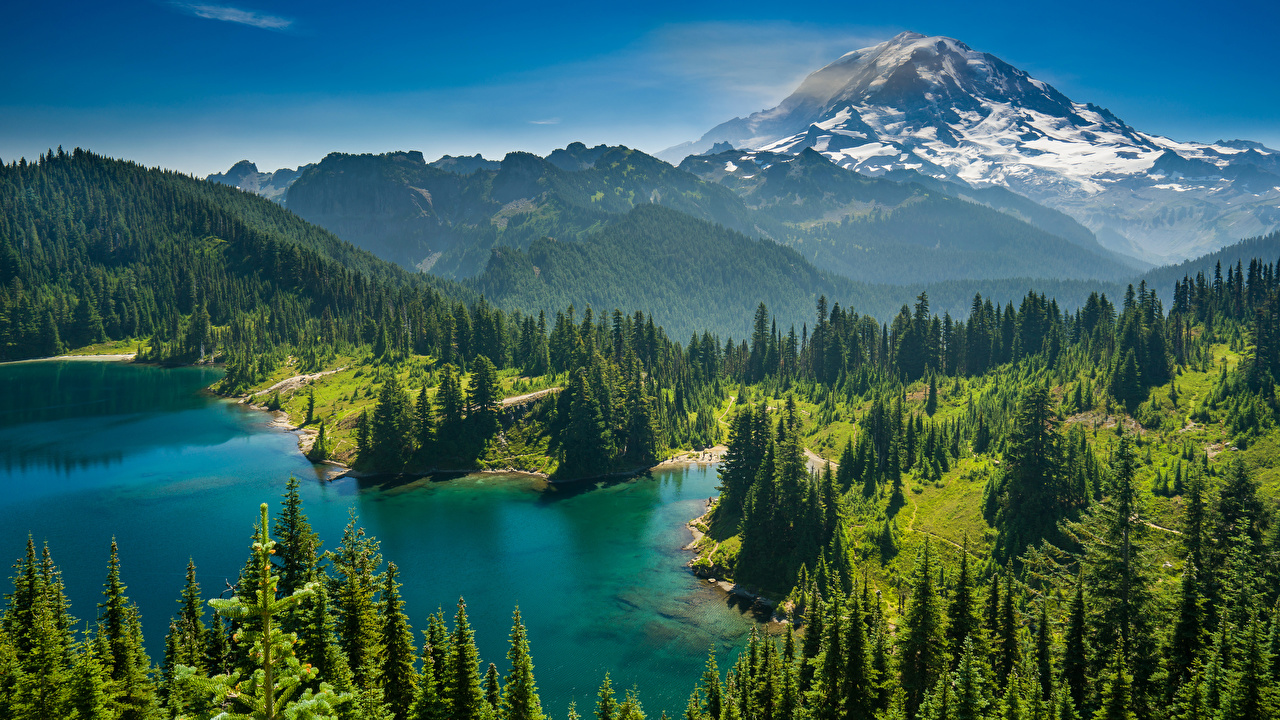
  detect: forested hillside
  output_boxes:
[3,256,1279,720]
[285,145,768,274]
[470,205,858,340]
[281,142,1133,289]
[3,147,1280,720]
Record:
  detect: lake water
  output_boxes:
[0,359,762,714]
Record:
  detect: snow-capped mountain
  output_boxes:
[660,31,1280,264]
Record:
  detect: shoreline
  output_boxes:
[0,352,137,366]
[684,504,784,619]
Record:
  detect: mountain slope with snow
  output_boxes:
[660,31,1280,264]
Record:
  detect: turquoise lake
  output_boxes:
[0,359,764,714]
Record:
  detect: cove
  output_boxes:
[0,359,765,714]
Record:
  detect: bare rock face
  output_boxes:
[207,160,311,204]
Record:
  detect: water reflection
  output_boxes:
[0,361,234,472]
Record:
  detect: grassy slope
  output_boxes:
[693,342,1275,614]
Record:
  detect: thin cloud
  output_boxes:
[528,118,561,125]
[172,2,293,30]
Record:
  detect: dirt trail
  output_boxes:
[805,448,836,474]
[254,367,345,398]
[501,387,560,407]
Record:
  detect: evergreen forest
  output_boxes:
[3,147,1280,720]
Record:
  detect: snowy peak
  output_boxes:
[663,32,1280,264]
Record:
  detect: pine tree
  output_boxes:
[416,385,436,452]
[898,540,946,717]
[370,370,413,470]
[328,514,383,689]
[952,637,992,720]
[945,539,979,664]
[1216,616,1277,720]
[180,503,350,719]
[1092,651,1136,720]
[450,599,484,720]
[381,563,419,720]
[1062,576,1088,710]
[596,673,617,720]
[500,607,544,720]
[484,662,501,711]
[467,355,502,438]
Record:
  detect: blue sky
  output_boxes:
[3,0,1277,176]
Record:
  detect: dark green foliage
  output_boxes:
[500,608,543,720]
[381,563,418,720]
[367,370,414,471]
[181,503,350,719]
[449,599,484,720]
[898,540,945,716]
[990,387,1079,563]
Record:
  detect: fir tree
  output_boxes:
[596,673,617,720]
[952,637,992,720]
[500,607,544,720]
[995,572,1021,687]
[380,563,419,720]
[1092,651,1136,720]
[370,370,413,470]
[1035,600,1052,701]
[416,385,436,452]
[484,662,501,711]
[700,648,721,720]
[67,640,114,720]
[328,514,383,689]
[945,539,979,664]
[1061,576,1088,710]
[181,503,351,719]
[450,599,484,720]
[275,476,321,598]
[467,355,502,438]
[1216,616,1277,720]
[898,540,946,717]
[411,638,448,720]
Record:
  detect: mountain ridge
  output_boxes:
[660,31,1280,264]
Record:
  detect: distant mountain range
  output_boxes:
[200,29,1280,322]
[209,141,1138,285]
[206,160,312,204]
[659,31,1280,265]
